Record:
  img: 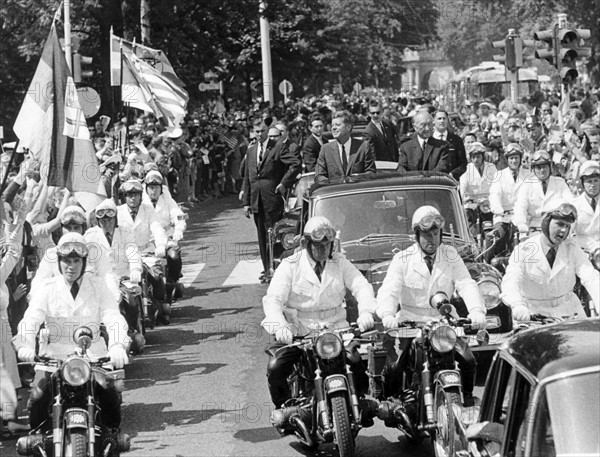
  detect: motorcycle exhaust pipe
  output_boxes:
[16,434,47,456]
[270,406,311,429]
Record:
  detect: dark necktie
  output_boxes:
[130,208,138,221]
[425,255,434,273]
[591,198,597,212]
[257,143,263,167]
[341,144,348,175]
[512,171,518,182]
[71,281,80,300]
[314,261,324,282]
[152,199,158,208]
[546,246,556,269]
[105,232,113,246]
[542,180,548,195]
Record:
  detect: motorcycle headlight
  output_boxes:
[591,248,600,270]
[281,232,296,250]
[430,325,457,353]
[315,332,343,360]
[61,357,91,387]
[478,279,501,309]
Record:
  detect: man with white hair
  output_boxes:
[397,111,449,172]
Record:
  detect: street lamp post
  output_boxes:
[259,0,273,106]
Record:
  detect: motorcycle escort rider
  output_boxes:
[376,206,486,406]
[571,160,600,253]
[513,150,573,232]
[459,142,498,233]
[117,179,169,323]
[262,217,377,429]
[14,232,130,429]
[143,170,187,301]
[501,201,600,319]
[487,143,530,262]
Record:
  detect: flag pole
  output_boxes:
[64,0,72,71]
[0,140,19,196]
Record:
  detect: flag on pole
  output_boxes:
[121,52,160,114]
[13,26,106,212]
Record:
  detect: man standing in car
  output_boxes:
[398,111,449,173]
[364,101,399,162]
[432,109,467,180]
[301,114,327,173]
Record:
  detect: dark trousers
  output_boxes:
[29,370,122,429]
[266,341,369,408]
[382,336,476,398]
[253,198,282,273]
[165,245,182,283]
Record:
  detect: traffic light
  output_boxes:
[533,28,557,66]
[556,27,591,82]
[492,30,525,71]
[73,53,93,83]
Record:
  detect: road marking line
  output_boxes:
[180,262,206,287]
[222,259,263,286]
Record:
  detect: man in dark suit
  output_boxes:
[433,109,467,180]
[398,111,449,173]
[301,114,327,172]
[243,119,302,281]
[363,101,399,162]
[315,111,376,184]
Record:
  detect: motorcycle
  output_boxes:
[119,277,146,354]
[575,247,600,317]
[369,296,479,457]
[16,327,130,457]
[465,198,494,250]
[141,253,168,327]
[268,324,371,457]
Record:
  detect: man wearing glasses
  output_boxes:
[364,101,398,162]
[301,114,328,172]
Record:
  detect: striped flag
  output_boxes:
[128,53,186,127]
[13,26,106,211]
[121,52,160,114]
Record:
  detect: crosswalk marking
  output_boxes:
[180,262,206,287]
[222,259,263,286]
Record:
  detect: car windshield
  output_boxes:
[313,188,462,243]
[531,370,600,456]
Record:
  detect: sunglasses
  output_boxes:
[370,111,381,115]
[96,208,117,219]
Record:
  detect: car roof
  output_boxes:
[505,319,600,381]
[307,171,458,198]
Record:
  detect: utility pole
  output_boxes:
[64,0,72,71]
[140,0,151,45]
[259,0,273,106]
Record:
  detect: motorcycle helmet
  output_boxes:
[60,205,87,233]
[580,160,600,181]
[530,150,552,168]
[466,141,486,157]
[303,216,337,259]
[120,179,143,194]
[56,232,89,277]
[504,143,523,158]
[541,201,578,240]
[94,199,118,227]
[145,170,164,186]
[412,206,444,244]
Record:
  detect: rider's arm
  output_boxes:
[572,243,600,314]
[148,209,168,251]
[489,173,504,215]
[340,257,376,315]
[98,279,131,350]
[261,260,294,334]
[512,183,529,229]
[375,254,405,318]
[13,281,50,351]
[500,244,528,312]
[451,253,486,315]
[124,230,142,278]
[459,172,469,202]
[167,195,187,234]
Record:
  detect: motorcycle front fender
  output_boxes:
[433,369,463,390]
[323,374,349,395]
[63,407,89,430]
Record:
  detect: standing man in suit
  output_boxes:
[301,114,327,172]
[364,101,399,162]
[314,111,376,184]
[243,119,302,282]
[397,111,449,173]
[432,109,467,180]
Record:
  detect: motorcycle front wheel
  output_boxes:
[330,392,356,457]
[64,429,87,457]
[432,384,463,457]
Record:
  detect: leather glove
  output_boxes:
[356,312,375,332]
[108,345,129,369]
[18,347,36,362]
[512,304,531,322]
[130,271,141,283]
[275,326,294,344]
[155,246,166,258]
[172,230,183,242]
[467,309,487,330]
[382,313,400,329]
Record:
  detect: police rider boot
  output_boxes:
[270,406,311,436]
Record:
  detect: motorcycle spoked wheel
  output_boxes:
[330,392,356,457]
[432,384,463,457]
[146,284,156,330]
[135,295,146,336]
[64,428,87,457]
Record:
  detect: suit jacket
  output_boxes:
[314,139,376,184]
[442,132,468,179]
[364,119,399,162]
[397,134,449,173]
[301,134,326,172]
[242,138,302,215]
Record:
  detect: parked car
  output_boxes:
[459,318,600,457]
[269,171,513,354]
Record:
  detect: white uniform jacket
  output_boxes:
[501,234,600,317]
[262,249,376,335]
[84,226,142,280]
[31,238,119,302]
[489,167,531,224]
[512,176,573,229]
[143,194,186,237]
[376,243,485,321]
[571,193,600,252]
[117,203,167,253]
[459,162,498,209]
[14,274,130,360]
